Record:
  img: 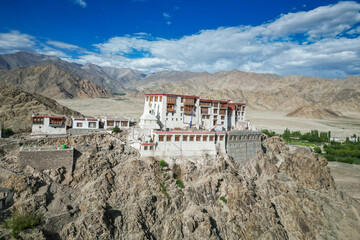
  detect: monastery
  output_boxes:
[137,93,262,161]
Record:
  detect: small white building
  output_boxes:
[31,114,67,135]
[101,117,130,129]
[71,117,100,129]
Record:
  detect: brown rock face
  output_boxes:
[0,134,359,239]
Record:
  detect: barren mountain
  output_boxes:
[286,105,342,119]
[0,65,113,99]
[1,52,359,119]
[0,134,359,239]
[0,85,82,132]
[131,70,360,116]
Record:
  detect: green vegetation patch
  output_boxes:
[112,126,121,133]
[176,178,185,188]
[112,92,126,96]
[159,160,167,168]
[220,196,227,204]
[160,182,171,200]
[2,210,42,238]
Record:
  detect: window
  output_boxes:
[209,135,214,141]
[150,96,153,102]
[167,96,175,103]
[189,135,194,141]
[220,109,226,115]
[49,118,65,125]
[181,107,184,111]
[166,135,172,141]
[159,96,162,101]
[176,118,178,121]
[221,116,225,120]
[159,135,164,142]
[203,135,208,141]
[121,121,128,126]
[196,135,201,141]
[146,96,149,101]
[184,98,194,105]
[144,146,148,150]
[220,135,224,141]
[183,135,188,141]
[107,121,114,126]
[201,107,208,114]
[155,96,158,101]
[89,122,96,128]
[77,122,83,127]
[33,117,44,125]
[175,135,180,141]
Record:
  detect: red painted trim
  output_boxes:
[73,119,98,122]
[146,93,200,99]
[33,116,65,119]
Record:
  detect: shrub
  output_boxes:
[262,129,277,137]
[323,155,336,162]
[313,147,322,154]
[220,196,227,204]
[160,183,171,200]
[159,160,167,168]
[112,126,121,133]
[176,178,185,188]
[2,210,42,238]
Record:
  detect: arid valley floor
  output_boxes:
[58,96,360,202]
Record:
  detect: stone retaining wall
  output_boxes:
[19,146,74,173]
[226,131,262,161]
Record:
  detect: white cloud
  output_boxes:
[0,31,35,54]
[80,1,360,78]
[47,40,79,50]
[74,0,87,8]
[1,2,360,78]
[163,12,171,25]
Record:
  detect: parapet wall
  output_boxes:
[226,131,262,161]
[19,146,74,173]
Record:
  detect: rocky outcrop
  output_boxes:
[0,134,359,239]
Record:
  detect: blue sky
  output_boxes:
[0,0,360,78]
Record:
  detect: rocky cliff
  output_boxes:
[0,133,359,239]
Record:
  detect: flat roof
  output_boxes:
[153,131,226,135]
[32,114,66,119]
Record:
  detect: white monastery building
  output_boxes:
[71,117,100,129]
[101,117,130,129]
[139,93,247,131]
[31,114,67,135]
[137,93,261,162]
